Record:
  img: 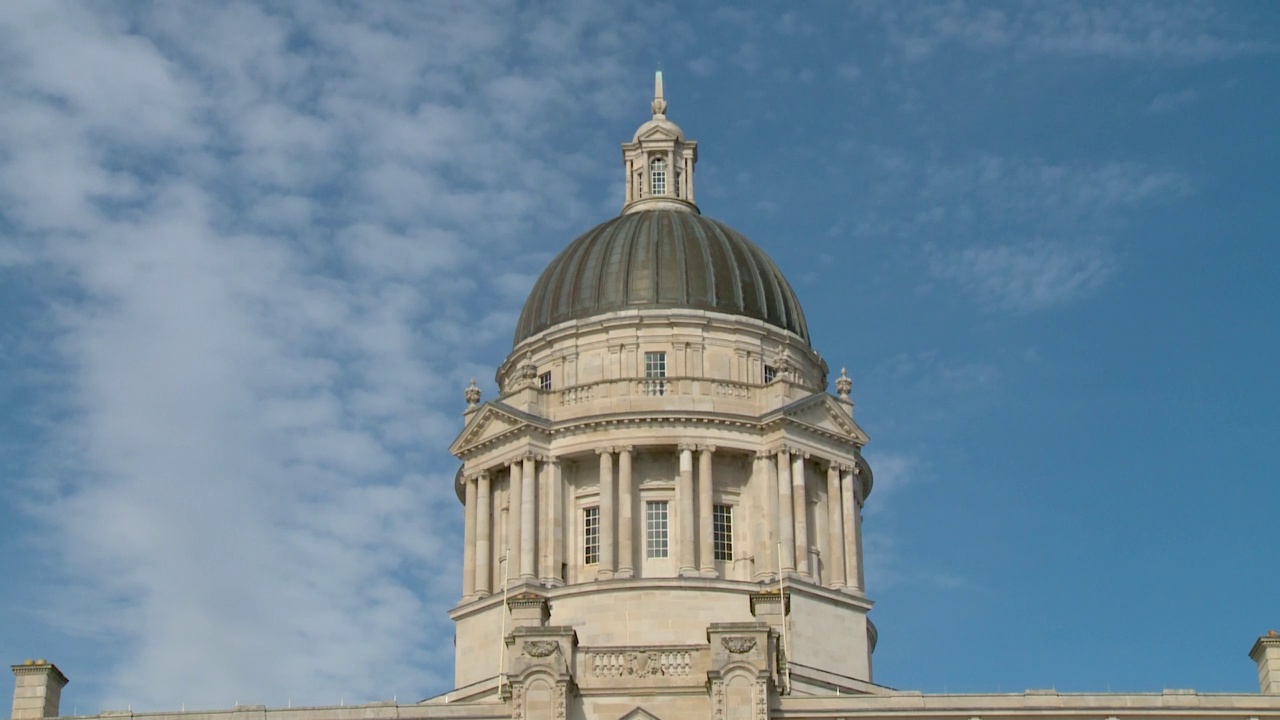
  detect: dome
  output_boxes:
[514,209,810,346]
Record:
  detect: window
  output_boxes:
[650,157,667,195]
[538,371,551,391]
[763,365,777,383]
[583,507,600,565]
[643,351,667,396]
[646,501,669,558]
[713,504,733,561]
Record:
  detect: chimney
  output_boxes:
[10,660,69,719]
[1252,631,1280,694]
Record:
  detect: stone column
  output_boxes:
[698,445,716,576]
[475,471,491,595]
[853,467,866,591]
[776,448,796,573]
[508,460,522,580]
[826,463,846,589]
[521,455,537,580]
[792,450,809,578]
[617,447,634,578]
[548,459,564,585]
[597,448,615,579]
[752,451,775,582]
[841,465,862,592]
[462,474,477,598]
[678,444,698,576]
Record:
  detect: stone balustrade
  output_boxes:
[579,646,706,687]
[542,376,787,420]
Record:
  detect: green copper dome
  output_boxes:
[514,209,810,346]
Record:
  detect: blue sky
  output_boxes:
[2,0,1278,712]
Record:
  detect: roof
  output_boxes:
[514,209,810,346]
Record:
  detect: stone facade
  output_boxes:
[10,75,1280,720]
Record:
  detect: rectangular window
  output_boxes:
[643,351,667,397]
[713,504,733,561]
[646,501,669,559]
[538,371,551,391]
[583,506,600,565]
[763,365,777,383]
[651,158,667,195]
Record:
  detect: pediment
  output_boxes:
[449,403,541,456]
[619,708,662,720]
[779,394,869,445]
[637,124,680,142]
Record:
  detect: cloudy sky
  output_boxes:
[2,0,1278,713]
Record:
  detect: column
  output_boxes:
[520,455,537,579]
[776,448,796,573]
[698,445,716,576]
[508,460,522,581]
[678,445,698,576]
[597,448,615,579]
[538,460,551,582]
[792,451,809,578]
[752,451,775,582]
[852,467,866,591]
[475,471,491,595]
[462,474,477,597]
[826,463,846,589]
[841,465,861,592]
[617,447,634,578]
[542,458,563,585]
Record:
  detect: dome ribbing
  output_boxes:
[514,210,809,346]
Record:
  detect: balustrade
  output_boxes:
[541,376,768,419]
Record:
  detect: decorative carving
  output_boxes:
[835,367,852,399]
[510,682,524,720]
[464,377,481,408]
[588,649,692,678]
[524,640,559,657]
[721,636,757,654]
[553,682,567,720]
[520,363,538,380]
[712,679,725,720]
[754,679,769,720]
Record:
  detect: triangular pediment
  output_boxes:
[637,124,680,142]
[619,708,662,720]
[449,402,544,456]
[777,393,870,445]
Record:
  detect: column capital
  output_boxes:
[616,445,634,453]
[595,447,614,456]
[698,444,717,453]
[522,450,539,460]
[755,449,774,459]
[677,443,697,453]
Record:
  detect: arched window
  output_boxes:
[650,156,667,195]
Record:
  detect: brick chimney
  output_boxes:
[10,660,68,719]
[1250,630,1280,694]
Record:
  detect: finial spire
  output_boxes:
[651,70,667,117]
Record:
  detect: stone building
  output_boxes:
[11,74,1280,720]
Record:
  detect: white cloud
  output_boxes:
[850,151,1189,311]
[867,1,1276,64]
[928,241,1118,313]
[0,0,649,712]
[1149,88,1199,113]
